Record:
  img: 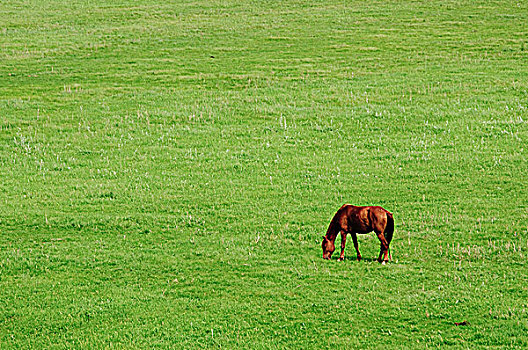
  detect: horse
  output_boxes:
[321,204,394,263]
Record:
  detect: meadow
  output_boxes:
[1,0,527,348]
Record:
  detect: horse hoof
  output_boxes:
[337,258,344,262]
[381,261,386,265]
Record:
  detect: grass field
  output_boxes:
[1,0,527,348]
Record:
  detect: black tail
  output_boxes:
[384,212,394,261]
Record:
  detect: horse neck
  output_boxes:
[325,220,339,242]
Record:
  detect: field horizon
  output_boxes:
[1,0,527,348]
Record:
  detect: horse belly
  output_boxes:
[355,227,373,234]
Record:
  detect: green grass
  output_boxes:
[1,0,527,348]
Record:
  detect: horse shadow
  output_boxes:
[335,256,380,263]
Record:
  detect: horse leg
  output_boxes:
[375,231,390,264]
[337,231,347,261]
[352,233,361,261]
[377,242,384,263]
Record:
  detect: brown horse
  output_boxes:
[321,204,394,263]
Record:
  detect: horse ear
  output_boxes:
[322,236,326,241]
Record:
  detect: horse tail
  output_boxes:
[384,211,394,261]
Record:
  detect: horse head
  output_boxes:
[322,236,335,260]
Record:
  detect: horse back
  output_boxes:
[341,205,391,234]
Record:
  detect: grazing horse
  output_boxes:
[321,204,394,263]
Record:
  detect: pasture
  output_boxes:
[1,0,527,348]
